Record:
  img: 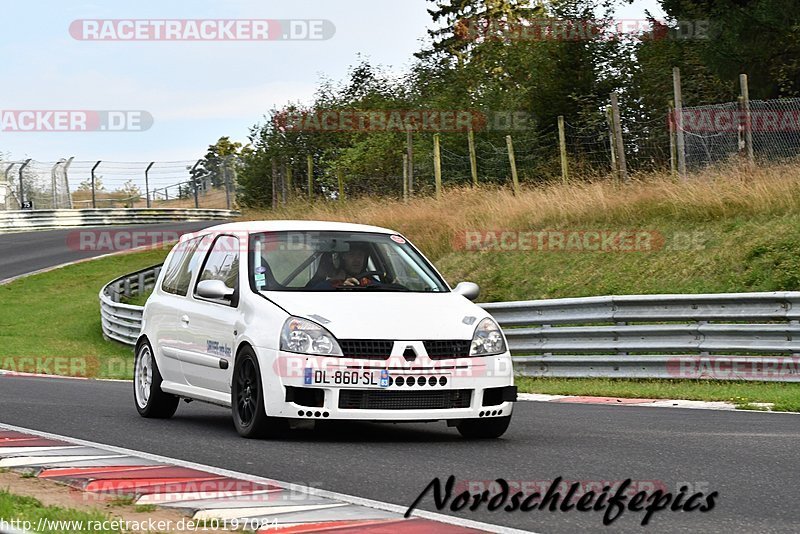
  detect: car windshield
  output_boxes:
[248,231,448,293]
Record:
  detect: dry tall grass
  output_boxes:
[242,163,800,258]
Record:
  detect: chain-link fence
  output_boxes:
[679,98,800,169]
[0,159,239,211]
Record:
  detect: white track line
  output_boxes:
[0,422,536,534]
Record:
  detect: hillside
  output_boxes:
[244,163,800,302]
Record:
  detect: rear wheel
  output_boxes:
[134,340,179,418]
[456,415,512,439]
[232,347,287,439]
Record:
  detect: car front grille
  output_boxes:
[339,340,394,360]
[423,340,472,359]
[338,389,472,410]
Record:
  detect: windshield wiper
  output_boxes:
[334,285,409,292]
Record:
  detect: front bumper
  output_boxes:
[259,348,516,422]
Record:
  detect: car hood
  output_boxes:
[264,291,487,340]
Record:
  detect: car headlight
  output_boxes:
[470,318,506,356]
[280,317,343,356]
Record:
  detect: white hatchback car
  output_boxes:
[134,221,516,439]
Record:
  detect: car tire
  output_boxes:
[456,415,512,439]
[134,340,179,419]
[232,347,288,439]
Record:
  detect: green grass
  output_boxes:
[437,215,800,302]
[2,175,800,408]
[0,249,170,379]
[517,377,800,412]
[0,489,122,534]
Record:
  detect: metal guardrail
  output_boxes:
[100,269,800,381]
[99,265,161,345]
[0,208,239,233]
[484,293,800,382]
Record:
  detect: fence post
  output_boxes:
[557,115,569,184]
[222,160,231,209]
[505,135,520,195]
[63,157,74,208]
[90,161,101,208]
[672,67,687,179]
[403,154,409,203]
[307,155,314,200]
[4,163,15,209]
[271,158,278,210]
[433,133,443,199]
[145,162,154,208]
[610,92,628,183]
[406,125,414,196]
[280,161,287,206]
[606,106,618,180]
[468,125,478,186]
[740,73,754,166]
[19,159,31,206]
[286,164,293,201]
[52,159,62,207]
[190,160,201,208]
[668,104,677,178]
[337,169,345,202]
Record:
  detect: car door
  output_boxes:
[179,234,241,394]
[152,235,207,385]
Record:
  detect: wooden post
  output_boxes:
[406,126,414,196]
[402,154,409,203]
[433,134,443,199]
[337,169,345,201]
[739,73,754,165]
[557,115,569,184]
[271,158,278,209]
[505,135,520,195]
[668,104,677,178]
[468,126,478,186]
[673,67,687,179]
[610,92,628,183]
[306,155,314,200]
[606,106,618,180]
[280,162,287,205]
[286,165,293,201]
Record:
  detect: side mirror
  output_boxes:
[196,279,235,300]
[452,281,480,301]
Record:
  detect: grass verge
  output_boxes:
[517,377,800,412]
[1,167,799,408]
[0,489,121,534]
[0,248,170,379]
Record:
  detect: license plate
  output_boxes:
[305,369,390,388]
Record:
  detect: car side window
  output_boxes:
[196,235,240,298]
[161,237,204,297]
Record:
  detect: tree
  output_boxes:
[655,0,800,97]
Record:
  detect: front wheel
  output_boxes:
[232,348,288,439]
[134,340,179,418]
[456,415,512,439]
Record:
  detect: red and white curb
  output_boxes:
[0,423,532,534]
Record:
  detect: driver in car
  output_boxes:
[315,243,379,289]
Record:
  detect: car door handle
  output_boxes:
[180,315,190,326]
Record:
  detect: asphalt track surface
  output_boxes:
[0,377,796,533]
[0,222,216,282]
[1,225,799,533]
